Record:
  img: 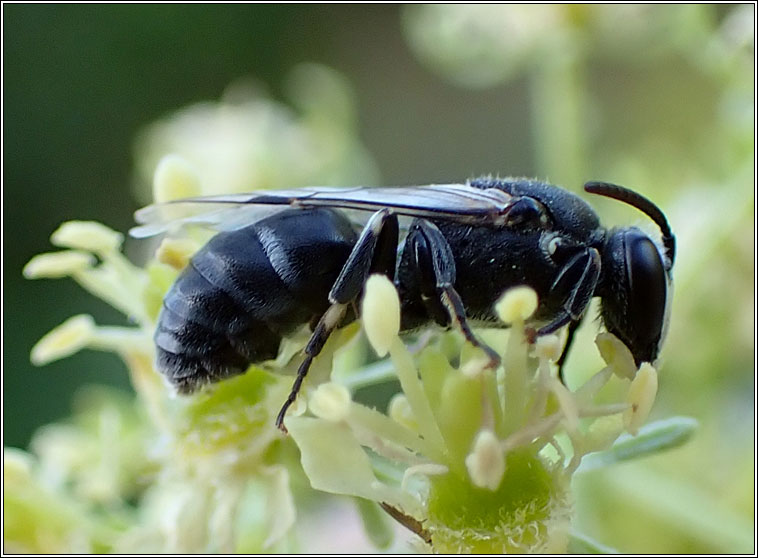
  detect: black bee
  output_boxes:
[132,177,675,430]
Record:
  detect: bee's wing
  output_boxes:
[131,184,514,238]
[131,201,291,238]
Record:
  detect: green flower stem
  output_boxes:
[579,403,630,418]
[101,251,149,301]
[529,31,588,187]
[88,327,152,353]
[388,337,448,464]
[347,402,435,463]
[575,366,614,403]
[72,268,149,326]
[482,366,505,435]
[525,358,551,426]
[502,320,529,434]
[334,358,397,391]
[502,413,563,452]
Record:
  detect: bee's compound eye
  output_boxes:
[602,228,668,365]
[625,233,667,337]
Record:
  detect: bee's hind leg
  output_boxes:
[276,209,399,432]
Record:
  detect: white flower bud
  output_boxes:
[465,429,506,491]
[388,393,417,431]
[153,154,202,203]
[156,238,200,270]
[309,382,351,422]
[460,356,490,378]
[624,363,658,435]
[361,274,400,357]
[30,314,95,365]
[495,286,538,324]
[595,332,637,380]
[23,251,95,278]
[51,221,123,254]
[534,334,562,362]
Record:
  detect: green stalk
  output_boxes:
[529,31,588,188]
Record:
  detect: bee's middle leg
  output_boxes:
[407,219,500,366]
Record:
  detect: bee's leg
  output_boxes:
[534,247,601,383]
[276,302,347,431]
[555,314,585,383]
[276,209,399,431]
[407,219,500,366]
[440,286,502,366]
[329,208,400,303]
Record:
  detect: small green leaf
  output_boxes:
[287,416,407,507]
[577,416,698,473]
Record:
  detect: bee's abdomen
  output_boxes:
[155,208,357,392]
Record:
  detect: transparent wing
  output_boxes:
[131,202,291,238]
[131,184,514,238]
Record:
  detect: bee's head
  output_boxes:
[586,182,675,367]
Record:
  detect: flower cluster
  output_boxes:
[15,168,694,553]
[285,276,678,552]
[11,63,696,553]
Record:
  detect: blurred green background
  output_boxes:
[4,4,754,553]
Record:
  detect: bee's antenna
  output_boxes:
[584,181,675,265]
